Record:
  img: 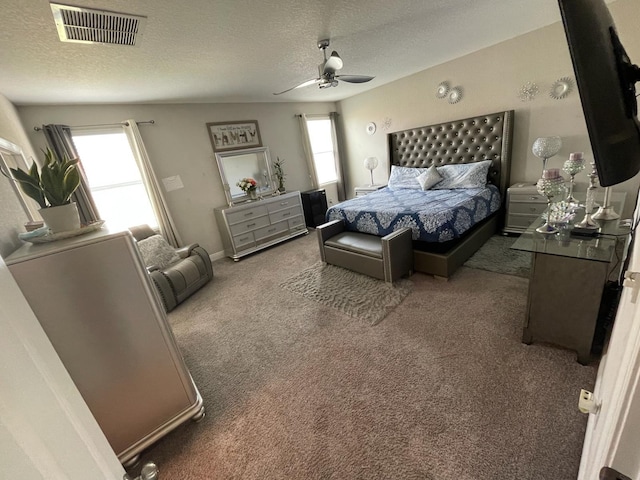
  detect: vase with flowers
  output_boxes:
[237,177,258,200]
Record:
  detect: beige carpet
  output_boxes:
[128,233,596,480]
[279,261,412,325]
[464,235,532,278]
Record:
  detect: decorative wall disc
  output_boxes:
[550,77,573,99]
[366,122,376,135]
[518,82,539,102]
[436,81,450,99]
[448,86,463,104]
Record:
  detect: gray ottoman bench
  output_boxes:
[317,219,413,283]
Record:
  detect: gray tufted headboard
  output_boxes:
[388,111,514,198]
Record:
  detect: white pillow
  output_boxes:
[137,234,180,269]
[387,165,428,190]
[416,166,443,190]
[433,160,492,189]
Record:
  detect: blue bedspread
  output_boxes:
[326,185,501,242]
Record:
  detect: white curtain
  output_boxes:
[123,120,183,248]
[297,114,319,190]
[329,112,347,202]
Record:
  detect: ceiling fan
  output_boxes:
[273,39,374,95]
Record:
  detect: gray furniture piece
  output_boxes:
[129,224,213,312]
[5,228,204,466]
[317,219,413,283]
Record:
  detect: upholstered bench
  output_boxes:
[317,219,413,283]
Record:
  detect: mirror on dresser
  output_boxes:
[215,147,275,206]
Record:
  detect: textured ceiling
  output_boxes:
[0,0,571,105]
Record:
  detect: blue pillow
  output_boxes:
[388,165,428,190]
[433,160,492,189]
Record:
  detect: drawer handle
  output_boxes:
[244,212,254,216]
[268,228,276,233]
[530,207,537,212]
[280,201,289,206]
[530,196,539,200]
[239,236,249,242]
[283,212,291,217]
[246,222,256,227]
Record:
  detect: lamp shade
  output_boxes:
[363,157,379,171]
[532,136,562,159]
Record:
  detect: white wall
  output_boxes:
[17,102,335,256]
[336,0,640,219]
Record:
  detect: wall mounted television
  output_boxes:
[558,0,640,187]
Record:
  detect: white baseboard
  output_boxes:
[209,251,226,262]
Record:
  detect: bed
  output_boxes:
[326,110,514,278]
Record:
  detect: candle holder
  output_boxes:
[562,152,585,205]
[576,161,599,229]
[536,170,567,234]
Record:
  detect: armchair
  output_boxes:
[129,225,213,312]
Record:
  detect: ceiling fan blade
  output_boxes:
[335,74,374,84]
[273,78,320,95]
[323,51,343,74]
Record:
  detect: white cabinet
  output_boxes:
[215,191,308,260]
[354,184,386,197]
[503,183,547,234]
[5,229,204,466]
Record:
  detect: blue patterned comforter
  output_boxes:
[326,185,501,242]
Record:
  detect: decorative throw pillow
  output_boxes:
[388,165,428,190]
[433,160,492,189]
[416,165,443,190]
[136,234,180,269]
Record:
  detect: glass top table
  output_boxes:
[511,194,630,264]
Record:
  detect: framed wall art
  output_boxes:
[206,120,262,153]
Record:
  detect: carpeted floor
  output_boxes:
[463,235,532,278]
[128,233,595,480]
[280,261,412,325]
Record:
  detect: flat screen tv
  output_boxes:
[558,0,640,186]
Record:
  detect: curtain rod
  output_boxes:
[33,120,155,131]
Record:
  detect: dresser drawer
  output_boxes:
[229,215,270,236]
[267,197,297,213]
[506,214,539,229]
[254,221,288,241]
[509,202,547,215]
[226,205,268,225]
[232,232,255,250]
[288,215,305,230]
[509,193,546,204]
[270,206,302,223]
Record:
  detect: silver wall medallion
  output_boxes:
[550,77,573,100]
[436,81,450,99]
[518,82,539,102]
[366,122,376,135]
[448,86,463,104]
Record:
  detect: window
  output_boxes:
[305,116,338,185]
[72,129,158,231]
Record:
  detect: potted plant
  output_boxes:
[273,157,286,193]
[10,148,82,233]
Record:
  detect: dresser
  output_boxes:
[503,183,547,234]
[5,229,204,466]
[215,191,308,260]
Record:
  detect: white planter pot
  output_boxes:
[39,203,81,233]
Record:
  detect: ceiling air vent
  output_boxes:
[50,2,146,46]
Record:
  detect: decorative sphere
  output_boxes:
[363,157,379,171]
[532,136,562,159]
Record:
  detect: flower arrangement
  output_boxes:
[236,177,257,192]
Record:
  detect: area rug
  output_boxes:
[463,235,531,278]
[279,262,412,325]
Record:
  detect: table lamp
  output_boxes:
[364,156,378,186]
[532,136,562,172]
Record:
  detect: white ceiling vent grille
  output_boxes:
[50,3,146,46]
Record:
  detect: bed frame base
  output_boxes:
[413,215,498,278]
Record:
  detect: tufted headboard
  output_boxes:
[388,111,514,197]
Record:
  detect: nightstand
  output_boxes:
[503,183,547,234]
[354,184,385,197]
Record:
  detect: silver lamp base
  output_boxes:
[536,222,558,234]
[592,205,620,221]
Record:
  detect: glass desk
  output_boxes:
[511,194,629,364]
